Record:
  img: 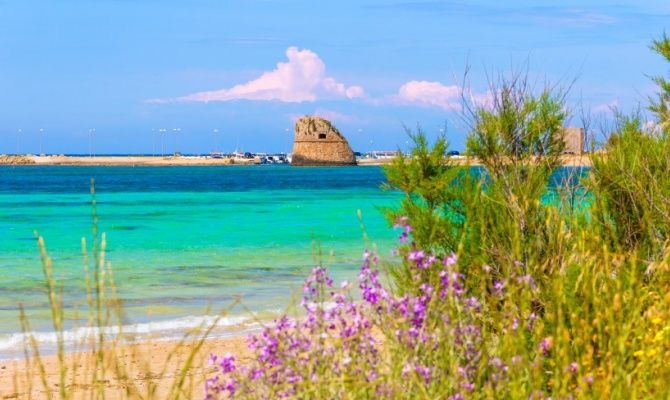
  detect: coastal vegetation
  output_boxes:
[7,34,670,399]
[205,33,670,399]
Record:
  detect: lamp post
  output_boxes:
[39,128,44,156]
[173,128,181,155]
[213,128,219,153]
[16,129,22,155]
[89,128,96,157]
[159,128,167,156]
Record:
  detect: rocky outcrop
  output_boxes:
[291,116,356,166]
[0,155,35,165]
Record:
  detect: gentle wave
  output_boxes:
[0,314,254,359]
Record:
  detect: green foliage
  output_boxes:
[466,87,567,172]
[384,78,570,292]
[382,128,468,252]
[649,32,670,133]
[373,33,670,398]
[589,112,670,259]
[588,34,670,260]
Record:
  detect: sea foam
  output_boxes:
[0,314,255,360]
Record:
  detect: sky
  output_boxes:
[0,1,669,155]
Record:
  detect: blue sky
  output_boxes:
[1,1,669,154]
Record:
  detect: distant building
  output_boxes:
[562,127,584,155]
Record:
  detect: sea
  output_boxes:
[0,165,400,360]
[0,165,589,360]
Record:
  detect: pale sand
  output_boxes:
[358,154,592,167]
[0,155,260,166]
[0,336,252,399]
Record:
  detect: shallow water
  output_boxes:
[0,165,401,359]
[0,165,589,359]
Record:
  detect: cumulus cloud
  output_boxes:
[148,47,365,104]
[591,99,618,114]
[394,81,463,111]
[388,80,491,111]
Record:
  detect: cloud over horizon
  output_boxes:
[393,80,463,111]
[148,47,365,104]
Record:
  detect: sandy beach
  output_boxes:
[0,335,251,399]
[357,154,593,167]
[0,155,261,166]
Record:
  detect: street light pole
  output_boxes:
[39,128,44,156]
[16,129,22,155]
[159,129,166,156]
[173,128,181,155]
[89,128,96,157]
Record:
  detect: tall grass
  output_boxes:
[6,180,238,399]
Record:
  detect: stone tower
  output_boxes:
[291,116,356,166]
[562,127,585,155]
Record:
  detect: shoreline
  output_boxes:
[0,154,593,167]
[0,334,252,399]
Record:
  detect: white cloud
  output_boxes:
[388,80,491,111]
[148,47,365,104]
[394,81,463,111]
[592,99,618,114]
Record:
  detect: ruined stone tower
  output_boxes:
[291,116,356,166]
[562,127,585,155]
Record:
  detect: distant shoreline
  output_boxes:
[0,154,593,167]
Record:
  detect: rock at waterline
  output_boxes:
[291,116,356,166]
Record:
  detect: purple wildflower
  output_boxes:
[219,355,236,374]
[569,362,578,374]
[443,253,457,266]
[517,274,537,289]
[415,364,432,384]
[408,250,425,264]
[539,337,552,356]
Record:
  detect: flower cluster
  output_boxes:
[205,260,383,399]
[205,221,579,399]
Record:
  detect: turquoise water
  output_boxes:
[0,166,400,358]
[0,165,589,359]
